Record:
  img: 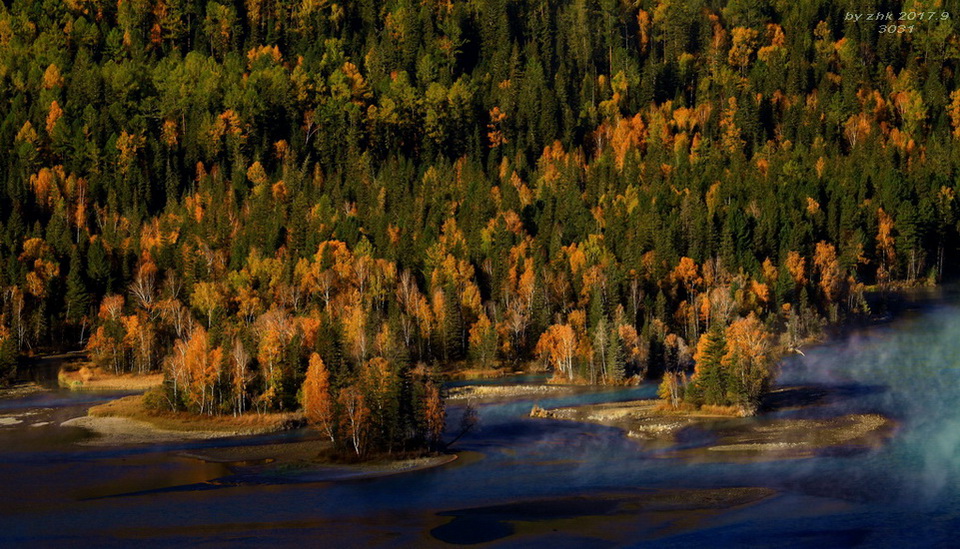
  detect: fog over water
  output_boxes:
[4,303,960,546]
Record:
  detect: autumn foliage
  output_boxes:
[1,3,957,414]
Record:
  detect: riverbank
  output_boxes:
[531,388,896,462]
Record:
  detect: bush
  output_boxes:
[142,385,171,411]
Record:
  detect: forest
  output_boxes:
[0,0,958,450]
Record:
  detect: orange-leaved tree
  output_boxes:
[723,314,776,409]
[301,353,335,441]
[535,323,578,381]
[424,381,445,449]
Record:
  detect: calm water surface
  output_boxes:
[4,304,960,546]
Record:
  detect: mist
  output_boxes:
[433,303,960,544]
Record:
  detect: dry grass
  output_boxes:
[651,401,745,417]
[443,359,546,380]
[449,384,575,400]
[88,394,303,434]
[58,365,163,392]
[0,381,44,398]
[698,404,747,417]
[444,364,522,380]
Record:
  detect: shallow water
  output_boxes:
[4,304,960,546]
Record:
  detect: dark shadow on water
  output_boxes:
[760,383,888,413]
[673,527,873,549]
[431,497,621,544]
[777,529,872,547]
[431,517,515,544]
[672,425,719,449]
[815,445,873,458]
[16,352,87,387]
[79,480,238,501]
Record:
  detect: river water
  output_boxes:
[3,303,960,546]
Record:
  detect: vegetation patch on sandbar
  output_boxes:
[58,365,163,392]
[63,393,302,444]
[531,391,895,461]
[448,384,577,401]
[531,399,714,441]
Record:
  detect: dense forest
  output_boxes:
[1,0,959,441]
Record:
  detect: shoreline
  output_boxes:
[286,453,459,481]
[187,446,463,482]
[61,415,261,445]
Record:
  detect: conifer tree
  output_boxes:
[64,247,90,340]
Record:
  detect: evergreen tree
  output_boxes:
[690,323,729,407]
[65,247,91,335]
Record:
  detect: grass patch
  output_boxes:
[697,404,746,417]
[450,384,576,401]
[89,394,303,434]
[653,401,746,417]
[58,365,163,392]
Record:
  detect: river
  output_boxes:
[3,302,960,546]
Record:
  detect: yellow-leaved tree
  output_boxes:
[301,353,335,441]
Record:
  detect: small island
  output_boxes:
[531,386,896,462]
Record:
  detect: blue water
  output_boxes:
[4,305,960,546]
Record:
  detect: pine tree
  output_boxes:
[690,322,729,407]
[65,247,91,340]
